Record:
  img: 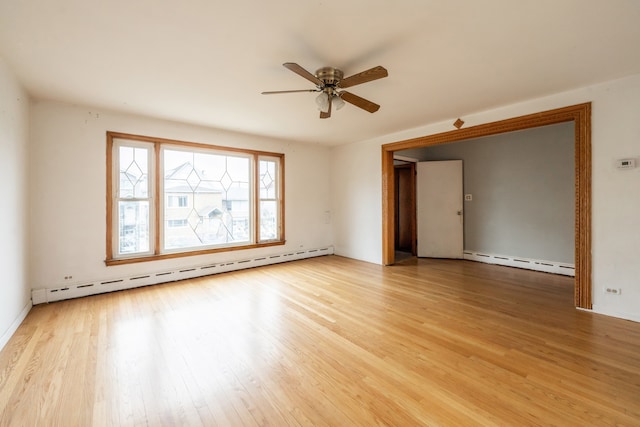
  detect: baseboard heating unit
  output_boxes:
[463,251,575,277]
[32,246,334,305]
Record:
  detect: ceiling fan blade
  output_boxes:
[261,89,318,95]
[283,62,324,86]
[320,96,332,119]
[340,91,380,113]
[338,66,388,88]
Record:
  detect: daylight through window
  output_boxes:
[106,132,284,264]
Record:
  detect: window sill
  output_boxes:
[105,240,286,266]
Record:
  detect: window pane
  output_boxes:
[119,146,148,198]
[260,200,278,241]
[118,201,149,254]
[259,159,277,199]
[163,149,251,250]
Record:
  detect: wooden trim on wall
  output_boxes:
[279,155,286,242]
[574,104,592,309]
[253,153,260,244]
[105,134,114,261]
[381,103,592,309]
[382,148,396,266]
[154,142,162,256]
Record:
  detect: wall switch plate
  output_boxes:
[464,194,472,201]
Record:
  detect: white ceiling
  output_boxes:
[2,0,640,146]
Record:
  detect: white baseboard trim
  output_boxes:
[591,305,640,323]
[464,251,575,276]
[0,301,32,352]
[32,246,334,305]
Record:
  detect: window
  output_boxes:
[168,195,188,208]
[259,157,280,241]
[106,132,284,265]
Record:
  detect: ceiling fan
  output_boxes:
[262,62,388,119]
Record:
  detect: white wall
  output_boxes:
[331,73,640,322]
[29,101,333,293]
[0,58,31,350]
[330,139,382,264]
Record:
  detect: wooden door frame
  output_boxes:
[381,103,592,309]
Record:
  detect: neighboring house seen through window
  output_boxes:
[168,195,188,208]
[106,132,284,265]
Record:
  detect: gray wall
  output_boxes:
[399,122,574,263]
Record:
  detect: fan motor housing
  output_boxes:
[315,67,343,86]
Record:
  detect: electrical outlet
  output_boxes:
[464,194,472,201]
[64,275,73,280]
[605,287,622,295]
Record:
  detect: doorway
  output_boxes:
[381,103,592,309]
[394,163,416,255]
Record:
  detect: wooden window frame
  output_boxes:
[106,131,285,266]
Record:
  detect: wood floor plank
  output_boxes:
[1,255,640,426]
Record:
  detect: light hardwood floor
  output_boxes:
[1,255,639,426]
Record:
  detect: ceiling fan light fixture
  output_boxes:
[263,62,388,118]
[315,92,330,113]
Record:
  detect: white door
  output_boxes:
[416,160,463,258]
